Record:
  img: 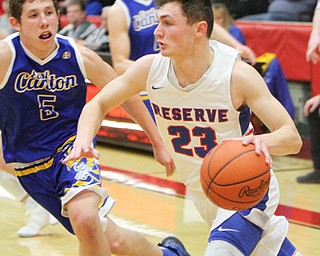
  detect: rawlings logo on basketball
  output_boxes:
[238,178,270,199]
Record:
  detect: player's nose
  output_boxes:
[39,13,49,27]
[154,23,163,37]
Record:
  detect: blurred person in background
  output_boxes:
[211,0,270,19]
[297,0,320,183]
[0,0,16,39]
[212,2,295,135]
[59,0,97,40]
[76,5,110,51]
[240,0,317,22]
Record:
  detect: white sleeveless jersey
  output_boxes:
[146,40,253,198]
[147,41,292,256]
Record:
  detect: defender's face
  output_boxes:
[11,0,59,46]
[154,2,198,58]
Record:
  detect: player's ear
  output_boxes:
[9,17,21,31]
[195,21,208,38]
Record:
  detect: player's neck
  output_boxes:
[20,37,58,60]
[172,46,214,88]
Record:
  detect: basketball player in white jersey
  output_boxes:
[65,0,302,255]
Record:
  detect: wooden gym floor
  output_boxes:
[0,143,319,255]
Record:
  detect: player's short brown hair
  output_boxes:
[155,0,214,38]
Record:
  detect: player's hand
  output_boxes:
[306,32,320,64]
[223,135,272,166]
[152,144,176,177]
[241,134,272,167]
[62,142,100,164]
[236,45,256,65]
[304,94,320,116]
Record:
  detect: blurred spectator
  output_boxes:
[296,95,320,183]
[213,2,246,44]
[58,0,68,15]
[76,6,110,51]
[85,0,103,15]
[0,0,16,39]
[296,1,320,183]
[240,0,317,22]
[211,0,270,19]
[212,3,295,133]
[59,0,97,40]
[306,0,320,64]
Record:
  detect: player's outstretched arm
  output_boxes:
[63,55,176,176]
[120,95,176,177]
[114,56,177,177]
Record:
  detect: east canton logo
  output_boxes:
[14,70,78,93]
[62,51,71,59]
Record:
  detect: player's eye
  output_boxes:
[46,9,54,15]
[29,13,37,18]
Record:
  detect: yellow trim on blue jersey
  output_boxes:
[56,135,76,153]
[15,158,54,177]
[140,95,150,101]
[15,135,76,177]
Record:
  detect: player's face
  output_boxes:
[10,0,59,56]
[154,2,198,58]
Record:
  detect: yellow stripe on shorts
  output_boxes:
[15,158,54,177]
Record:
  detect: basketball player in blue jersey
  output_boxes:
[0,0,190,255]
[65,0,303,255]
[108,0,160,118]
[108,0,160,74]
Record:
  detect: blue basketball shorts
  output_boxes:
[14,136,115,234]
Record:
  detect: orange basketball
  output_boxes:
[200,140,271,211]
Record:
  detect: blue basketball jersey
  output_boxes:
[0,33,87,163]
[117,0,159,60]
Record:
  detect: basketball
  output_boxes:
[200,140,271,211]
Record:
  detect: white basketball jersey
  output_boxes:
[146,40,252,198]
[147,41,292,256]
